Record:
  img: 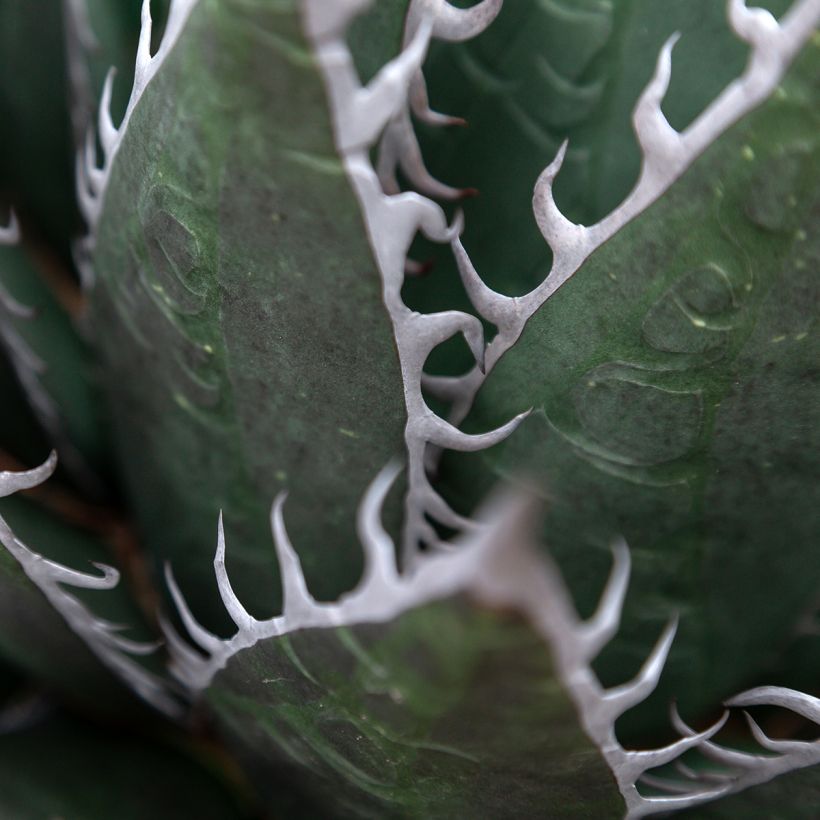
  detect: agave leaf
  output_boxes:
[0,1,77,254]
[0,457,179,717]
[408,0,794,308]
[0,356,51,470]
[438,40,819,738]
[67,0,165,133]
[0,0,149,257]
[0,230,109,490]
[204,598,624,819]
[347,0,410,83]
[86,0,407,630]
[0,709,249,819]
[163,465,749,818]
[180,491,631,818]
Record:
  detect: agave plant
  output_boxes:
[0,0,818,816]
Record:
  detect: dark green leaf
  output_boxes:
[439,42,820,739]
[205,599,622,819]
[89,0,406,630]
[0,710,250,820]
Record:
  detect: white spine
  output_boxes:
[304,0,528,562]
[75,0,200,287]
[0,455,181,716]
[649,686,820,808]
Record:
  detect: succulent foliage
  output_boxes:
[0,0,817,817]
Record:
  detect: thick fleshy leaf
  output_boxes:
[347,0,410,83]
[72,0,163,127]
[205,599,623,818]
[165,466,743,818]
[0,238,110,491]
[0,710,250,820]
[0,1,148,256]
[0,356,50,470]
[437,41,819,739]
[0,461,175,717]
[0,1,77,255]
[87,0,407,631]
[407,0,794,312]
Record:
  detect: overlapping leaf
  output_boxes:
[438,39,819,738]
[87,0,407,631]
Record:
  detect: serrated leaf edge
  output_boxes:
[0,454,182,717]
[75,0,200,288]
[306,0,820,566]
[162,461,744,818]
[0,217,100,490]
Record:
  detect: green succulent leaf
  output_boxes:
[0,458,175,717]
[205,599,623,819]
[408,0,794,310]
[164,465,745,818]
[0,0,815,816]
[0,709,249,820]
[438,40,820,738]
[87,0,406,631]
[0,237,110,491]
[0,0,77,255]
[0,0,150,257]
[0,355,51,470]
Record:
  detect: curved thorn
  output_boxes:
[379,115,464,200]
[136,0,154,74]
[533,140,589,258]
[422,488,479,532]
[728,0,778,45]
[408,73,465,127]
[0,451,58,497]
[98,68,118,154]
[727,686,820,725]
[0,211,20,244]
[423,409,530,452]
[407,0,504,43]
[68,561,120,589]
[213,512,257,631]
[633,34,682,162]
[670,701,768,768]
[420,372,469,402]
[621,711,729,781]
[580,538,631,658]
[270,492,316,620]
[603,616,678,719]
[159,613,206,671]
[357,461,402,587]
[104,631,162,656]
[452,236,514,324]
[163,563,223,654]
[638,773,697,795]
[742,711,811,754]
